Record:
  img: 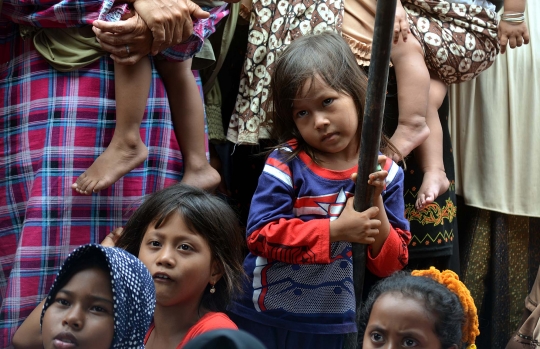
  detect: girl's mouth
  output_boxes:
[322,132,337,142]
[153,272,173,282]
[53,332,78,349]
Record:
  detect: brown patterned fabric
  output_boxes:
[458,197,540,348]
[403,0,499,85]
[226,0,344,145]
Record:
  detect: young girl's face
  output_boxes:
[363,292,444,349]
[138,212,221,307]
[41,267,115,349]
[292,75,359,161]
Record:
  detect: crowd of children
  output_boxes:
[0,0,532,347]
[11,183,481,349]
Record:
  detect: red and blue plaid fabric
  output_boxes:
[0,21,209,347]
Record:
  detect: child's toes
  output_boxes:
[79,178,95,195]
[72,173,87,190]
[92,179,108,193]
[416,194,426,210]
[84,180,100,195]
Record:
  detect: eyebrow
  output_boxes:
[57,289,114,305]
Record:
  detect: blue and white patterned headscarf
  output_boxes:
[40,244,155,349]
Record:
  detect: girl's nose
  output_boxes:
[156,246,176,268]
[313,112,330,129]
[62,305,84,330]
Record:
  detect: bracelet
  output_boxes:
[501,12,525,23]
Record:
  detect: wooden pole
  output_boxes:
[345,0,397,348]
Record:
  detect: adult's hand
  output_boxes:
[498,20,529,54]
[93,13,153,65]
[133,0,209,56]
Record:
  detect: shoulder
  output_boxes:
[180,313,238,348]
[190,312,238,335]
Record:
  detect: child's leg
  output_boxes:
[155,59,220,191]
[72,58,151,194]
[389,35,431,161]
[414,78,450,210]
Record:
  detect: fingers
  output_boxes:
[377,155,387,167]
[93,18,137,34]
[394,22,401,44]
[359,229,379,245]
[93,25,135,47]
[523,30,530,45]
[179,14,193,48]
[364,206,380,219]
[95,38,130,58]
[368,170,388,185]
[188,1,210,20]
[508,35,517,50]
[401,21,409,42]
[101,227,124,247]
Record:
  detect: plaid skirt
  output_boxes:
[0,21,205,346]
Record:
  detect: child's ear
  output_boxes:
[210,259,224,284]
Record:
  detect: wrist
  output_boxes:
[329,221,344,243]
[501,12,525,23]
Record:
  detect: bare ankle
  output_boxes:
[397,116,428,131]
[421,166,445,174]
[111,131,144,149]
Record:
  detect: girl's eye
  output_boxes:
[150,241,161,247]
[296,110,308,118]
[91,305,107,313]
[322,98,334,106]
[179,244,192,251]
[402,338,418,347]
[55,298,70,307]
[370,332,384,343]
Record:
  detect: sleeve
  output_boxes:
[246,151,332,265]
[366,159,411,277]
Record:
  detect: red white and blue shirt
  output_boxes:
[230,146,411,334]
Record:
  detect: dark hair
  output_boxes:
[115,184,245,312]
[359,271,464,348]
[270,31,399,163]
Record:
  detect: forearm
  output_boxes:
[371,195,390,257]
[503,0,526,12]
[12,299,45,349]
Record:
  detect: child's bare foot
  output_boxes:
[72,135,148,194]
[181,162,221,192]
[415,169,450,210]
[389,122,430,162]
